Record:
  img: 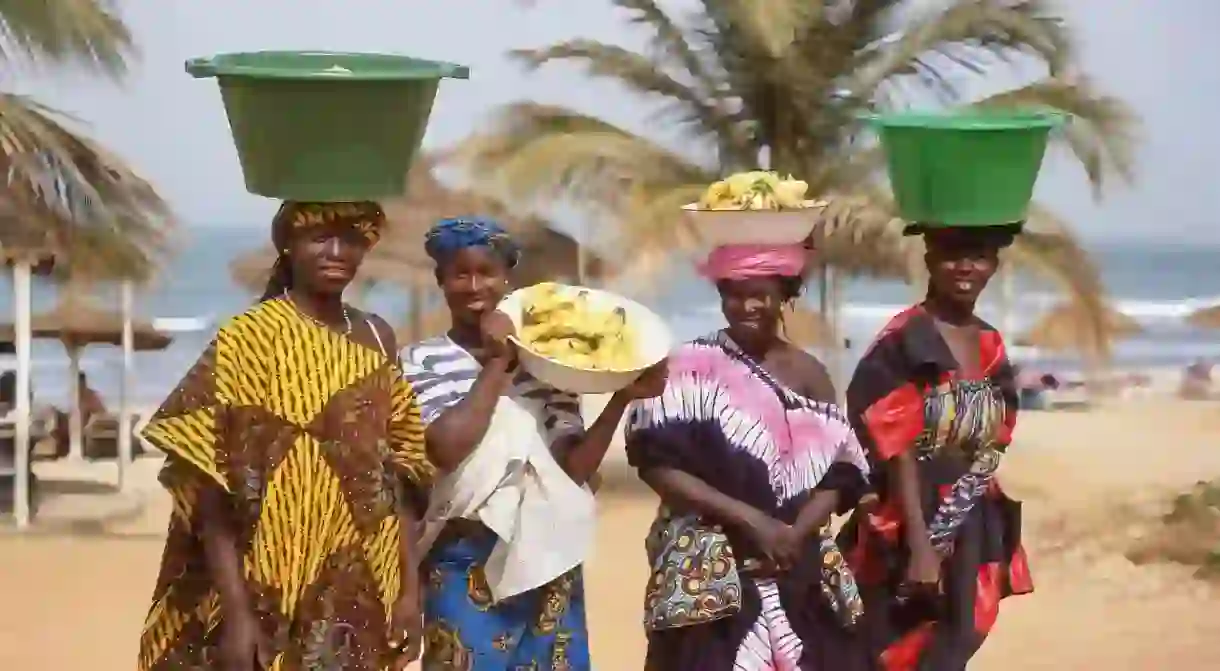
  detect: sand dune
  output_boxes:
[2,400,1218,669]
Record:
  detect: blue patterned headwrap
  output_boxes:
[424,216,521,268]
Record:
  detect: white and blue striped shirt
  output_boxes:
[400,335,584,444]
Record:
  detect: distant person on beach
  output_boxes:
[0,340,14,409]
[839,224,1030,670]
[1180,358,1213,399]
[51,372,108,458]
[135,202,434,670]
[400,217,664,670]
[624,241,874,670]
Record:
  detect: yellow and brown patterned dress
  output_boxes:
[137,298,435,671]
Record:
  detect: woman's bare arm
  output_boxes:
[641,467,766,531]
[197,487,253,622]
[790,350,851,537]
[551,391,630,485]
[793,489,840,538]
[893,451,935,555]
[422,358,513,471]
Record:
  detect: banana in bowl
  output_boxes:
[498,282,672,394]
[682,170,825,246]
[517,282,638,371]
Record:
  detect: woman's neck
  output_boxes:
[725,327,780,360]
[447,322,481,348]
[923,290,976,326]
[287,287,346,326]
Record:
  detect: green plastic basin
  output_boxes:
[187,51,469,201]
[862,110,1065,227]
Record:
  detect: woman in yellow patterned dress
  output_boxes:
[136,202,435,671]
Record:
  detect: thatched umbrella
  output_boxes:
[1,293,172,350]
[0,289,173,461]
[379,165,609,284]
[2,204,62,528]
[1016,301,1142,358]
[1187,304,1220,330]
[780,305,832,350]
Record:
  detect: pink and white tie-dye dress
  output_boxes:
[625,331,875,671]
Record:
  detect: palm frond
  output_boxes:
[0,0,135,76]
[1006,204,1114,358]
[453,102,712,210]
[718,0,821,58]
[510,40,745,148]
[849,0,1072,105]
[0,92,173,281]
[971,77,1138,195]
[613,0,721,97]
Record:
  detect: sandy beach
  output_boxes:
[2,399,1218,669]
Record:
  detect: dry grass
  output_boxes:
[1126,479,1220,580]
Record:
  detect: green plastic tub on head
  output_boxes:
[187,51,469,201]
[861,110,1065,227]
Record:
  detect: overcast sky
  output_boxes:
[14,0,1220,243]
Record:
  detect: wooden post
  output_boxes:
[12,260,32,527]
[117,280,134,490]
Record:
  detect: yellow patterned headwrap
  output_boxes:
[276,201,385,246]
[260,201,386,301]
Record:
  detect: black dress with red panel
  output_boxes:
[837,306,1033,671]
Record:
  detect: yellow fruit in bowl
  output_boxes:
[517,282,639,371]
[696,170,811,210]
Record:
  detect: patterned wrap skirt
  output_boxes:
[421,521,591,670]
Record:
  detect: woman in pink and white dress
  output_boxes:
[625,242,875,671]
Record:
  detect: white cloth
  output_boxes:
[416,394,596,601]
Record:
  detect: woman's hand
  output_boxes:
[217,611,273,671]
[902,543,943,599]
[479,310,518,364]
[746,512,803,571]
[620,360,668,400]
[388,593,424,669]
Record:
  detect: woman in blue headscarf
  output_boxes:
[401,217,665,670]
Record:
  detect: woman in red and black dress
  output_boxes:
[839,224,1032,671]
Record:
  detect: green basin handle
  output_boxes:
[185,57,215,78]
[439,63,471,79]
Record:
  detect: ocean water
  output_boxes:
[3,226,1219,407]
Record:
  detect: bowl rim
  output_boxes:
[501,284,669,375]
[681,199,827,212]
[858,110,1066,130]
[186,51,471,81]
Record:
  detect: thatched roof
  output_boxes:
[0,290,172,350]
[1016,301,1141,356]
[1187,304,1220,330]
[780,305,831,349]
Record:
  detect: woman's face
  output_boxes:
[286,222,374,296]
[924,232,1001,308]
[436,246,511,327]
[718,276,787,345]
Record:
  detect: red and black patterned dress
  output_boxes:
[838,305,1033,671]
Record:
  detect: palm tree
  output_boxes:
[452,0,1138,359]
[0,0,173,281]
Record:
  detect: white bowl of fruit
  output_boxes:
[682,171,826,246]
[497,282,672,394]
